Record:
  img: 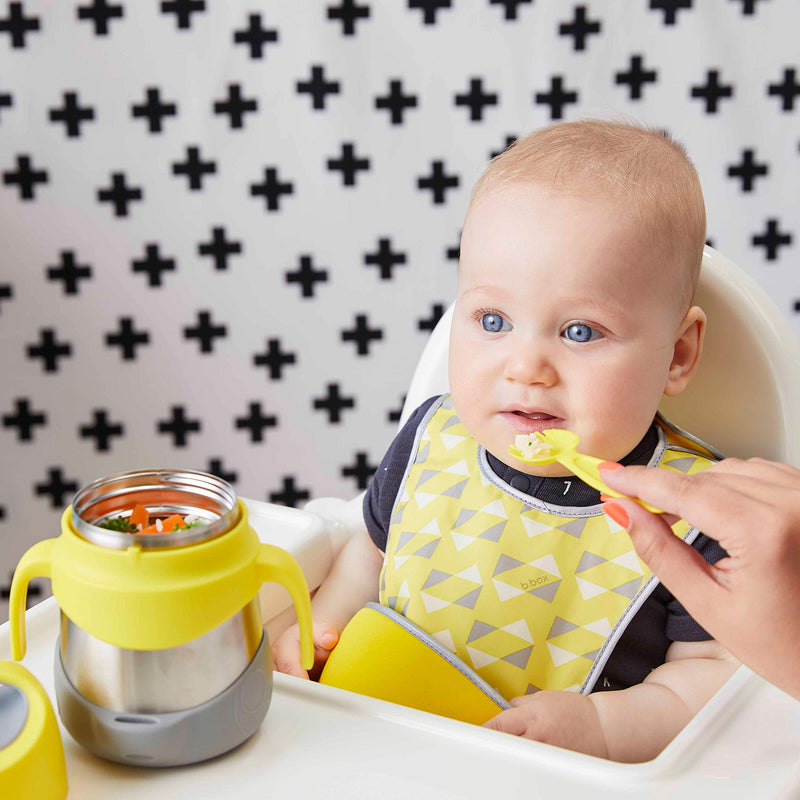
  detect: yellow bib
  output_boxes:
[380,396,719,699]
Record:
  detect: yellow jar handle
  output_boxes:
[256,543,314,671]
[9,539,55,661]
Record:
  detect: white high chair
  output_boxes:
[2,247,800,798]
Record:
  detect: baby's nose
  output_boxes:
[503,344,558,387]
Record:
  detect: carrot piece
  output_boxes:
[129,504,149,528]
[140,514,185,534]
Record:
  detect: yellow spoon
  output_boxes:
[507,429,663,514]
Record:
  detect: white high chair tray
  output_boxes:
[3,498,800,799]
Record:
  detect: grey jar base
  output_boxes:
[53,632,273,767]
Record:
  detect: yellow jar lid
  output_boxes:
[0,661,68,800]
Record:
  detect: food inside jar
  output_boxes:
[96,503,206,534]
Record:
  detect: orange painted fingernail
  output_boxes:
[602,501,630,528]
[598,461,623,472]
[599,493,614,502]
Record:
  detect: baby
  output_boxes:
[274,120,739,762]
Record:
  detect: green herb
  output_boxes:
[183,519,205,529]
[97,516,138,533]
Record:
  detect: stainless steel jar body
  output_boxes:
[59,597,264,713]
[61,469,265,714]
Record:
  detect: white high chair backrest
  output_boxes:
[401,246,800,466]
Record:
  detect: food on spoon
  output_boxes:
[514,433,554,460]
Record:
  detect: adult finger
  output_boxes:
[599,463,764,537]
[602,497,727,614]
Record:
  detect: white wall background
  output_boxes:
[1,0,798,621]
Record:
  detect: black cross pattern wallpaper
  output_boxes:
[1,0,798,621]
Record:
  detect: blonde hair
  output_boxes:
[470,120,706,308]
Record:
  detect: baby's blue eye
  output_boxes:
[563,323,601,343]
[480,313,510,333]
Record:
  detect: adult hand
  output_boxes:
[599,457,800,701]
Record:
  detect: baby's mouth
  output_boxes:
[503,409,565,433]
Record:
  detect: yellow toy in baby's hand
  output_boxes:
[508,429,663,514]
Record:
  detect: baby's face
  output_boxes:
[450,183,688,476]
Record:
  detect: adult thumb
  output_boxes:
[602,499,719,610]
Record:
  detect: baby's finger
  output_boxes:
[483,707,529,737]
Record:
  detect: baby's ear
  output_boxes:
[663,306,706,397]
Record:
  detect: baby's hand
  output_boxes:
[272,621,339,680]
[484,690,609,759]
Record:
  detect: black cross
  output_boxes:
[364,237,406,280]
[235,402,277,442]
[417,160,459,204]
[752,219,792,261]
[691,69,733,113]
[49,91,95,137]
[313,383,355,424]
[455,78,498,122]
[27,329,72,372]
[76,0,123,36]
[46,250,92,294]
[341,314,383,355]
[490,136,517,159]
[327,142,370,186]
[375,79,417,125]
[328,0,370,35]
[3,154,48,200]
[388,395,406,424]
[213,83,257,129]
[250,167,294,211]
[615,54,657,100]
[418,303,446,333]
[172,145,216,190]
[3,398,46,441]
[768,68,800,112]
[408,0,451,25]
[1,571,42,608]
[342,451,377,490]
[184,310,227,353]
[132,87,177,133]
[105,317,150,360]
[559,5,601,51]
[198,226,242,271]
[649,0,692,25]
[35,467,79,508]
[161,0,205,29]
[535,75,578,120]
[728,149,768,192]
[132,243,176,286]
[446,233,461,261]
[490,0,532,20]
[79,409,124,452]
[730,0,766,13]
[157,405,201,447]
[0,283,12,312]
[253,338,296,379]
[207,458,238,485]
[0,2,41,47]
[233,13,278,59]
[0,86,12,118]
[297,65,340,110]
[269,476,310,508]
[285,254,329,298]
[97,172,143,216]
